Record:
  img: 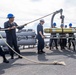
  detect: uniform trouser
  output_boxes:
[68,38,75,48]
[37,38,44,52]
[0,47,5,56]
[7,40,20,57]
[0,47,6,60]
[64,39,67,47]
[49,39,58,48]
[60,38,65,49]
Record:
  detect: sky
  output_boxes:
[0,0,76,31]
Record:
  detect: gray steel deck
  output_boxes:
[0,47,76,75]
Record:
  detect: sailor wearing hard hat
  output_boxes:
[59,24,66,50]
[64,25,67,48]
[4,13,24,59]
[49,23,58,50]
[68,23,75,51]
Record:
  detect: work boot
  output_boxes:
[2,55,9,63]
[61,47,64,50]
[49,47,51,50]
[18,56,23,59]
[38,51,43,54]
[73,47,75,51]
[68,47,71,50]
[11,56,14,59]
[56,47,58,50]
[41,50,45,53]
[68,45,71,49]
[63,47,65,49]
[61,47,62,50]
[3,59,9,63]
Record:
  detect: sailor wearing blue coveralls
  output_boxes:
[4,14,24,59]
[0,47,9,63]
[37,19,45,54]
[68,23,75,51]
[49,23,58,50]
[59,24,66,50]
[64,25,67,47]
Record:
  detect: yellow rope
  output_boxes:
[0,34,66,65]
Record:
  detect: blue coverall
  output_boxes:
[37,23,44,52]
[4,21,24,58]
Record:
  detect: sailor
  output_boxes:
[68,23,75,51]
[49,23,58,50]
[65,25,67,28]
[64,25,67,47]
[4,13,24,59]
[0,47,9,63]
[59,24,65,50]
[37,19,45,54]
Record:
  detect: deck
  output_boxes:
[0,47,76,75]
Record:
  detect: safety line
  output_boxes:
[0,34,66,65]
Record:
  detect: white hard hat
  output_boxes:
[40,19,45,22]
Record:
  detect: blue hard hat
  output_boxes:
[65,25,67,27]
[53,23,56,26]
[69,23,72,26]
[7,13,15,18]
